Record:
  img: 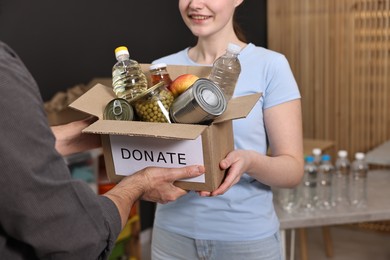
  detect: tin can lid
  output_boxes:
[127,81,165,104]
[193,79,227,116]
[103,98,134,121]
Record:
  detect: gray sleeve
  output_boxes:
[0,41,121,259]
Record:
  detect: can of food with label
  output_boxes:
[169,78,227,124]
[103,98,134,121]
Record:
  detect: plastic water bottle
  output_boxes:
[350,152,369,208]
[317,154,334,210]
[300,156,318,212]
[208,43,241,101]
[312,148,322,168]
[277,186,300,213]
[334,150,351,208]
[112,46,148,102]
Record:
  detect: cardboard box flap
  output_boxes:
[83,120,208,140]
[69,83,115,118]
[87,78,112,89]
[213,92,262,124]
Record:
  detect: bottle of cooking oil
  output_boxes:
[112,46,148,102]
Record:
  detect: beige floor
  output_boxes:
[141,225,390,260]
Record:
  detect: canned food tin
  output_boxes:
[169,78,227,124]
[103,98,134,121]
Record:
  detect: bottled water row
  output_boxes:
[278,148,369,213]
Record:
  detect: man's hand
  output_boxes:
[104,165,205,228]
[51,116,101,156]
[139,166,205,203]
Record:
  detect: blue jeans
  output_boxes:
[151,226,284,260]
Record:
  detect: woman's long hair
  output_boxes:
[233,17,247,43]
[233,2,248,43]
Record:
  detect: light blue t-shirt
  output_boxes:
[153,43,301,241]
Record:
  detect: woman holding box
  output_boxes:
[151,0,304,259]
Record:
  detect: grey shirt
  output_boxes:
[0,41,121,259]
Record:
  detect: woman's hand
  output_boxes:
[198,150,254,197]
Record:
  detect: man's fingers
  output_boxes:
[164,165,205,181]
[82,116,99,125]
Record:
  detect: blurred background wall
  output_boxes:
[268,0,390,158]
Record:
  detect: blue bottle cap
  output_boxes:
[322,154,331,161]
[305,155,315,163]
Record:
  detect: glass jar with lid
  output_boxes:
[129,81,174,123]
[149,63,173,87]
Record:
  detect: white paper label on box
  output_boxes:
[110,135,205,183]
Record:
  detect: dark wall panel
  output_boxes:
[0,0,266,101]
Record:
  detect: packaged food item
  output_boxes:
[129,82,174,123]
[149,63,173,87]
[170,78,227,124]
[112,46,148,102]
[103,98,134,121]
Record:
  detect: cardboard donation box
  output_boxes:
[70,65,261,191]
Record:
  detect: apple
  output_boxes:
[168,74,199,97]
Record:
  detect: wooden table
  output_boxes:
[275,169,390,260]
